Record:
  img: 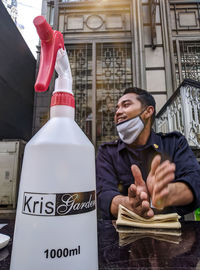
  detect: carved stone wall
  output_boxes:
[169,1,200,35]
[61,13,130,33]
[58,1,131,39]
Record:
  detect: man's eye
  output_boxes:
[124,103,130,107]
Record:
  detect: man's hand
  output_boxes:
[110,164,154,218]
[128,165,154,218]
[147,155,176,209]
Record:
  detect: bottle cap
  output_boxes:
[50,92,75,108]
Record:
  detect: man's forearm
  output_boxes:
[167,182,194,207]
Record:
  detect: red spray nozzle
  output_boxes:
[33,16,65,92]
[33,16,53,42]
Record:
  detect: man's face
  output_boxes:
[114,93,143,124]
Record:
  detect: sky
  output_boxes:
[17,0,43,58]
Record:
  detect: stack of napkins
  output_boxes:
[116,204,181,229]
[116,227,182,246]
[116,204,182,246]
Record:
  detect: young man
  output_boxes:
[96,87,200,219]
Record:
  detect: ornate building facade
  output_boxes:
[2,0,18,24]
[33,0,200,149]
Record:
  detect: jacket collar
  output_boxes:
[117,130,163,154]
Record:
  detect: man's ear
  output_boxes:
[144,106,154,120]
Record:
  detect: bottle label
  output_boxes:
[22,191,96,216]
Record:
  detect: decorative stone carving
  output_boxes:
[170,2,200,34]
[179,12,197,27]
[86,15,104,30]
[106,15,123,29]
[67,16,84,30]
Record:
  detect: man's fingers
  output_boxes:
[128,184,137,198]
[131,164,145,187]
[134,199,149,212]
[155,160,170,174]
[128,186,154,218]
[129,187,146,208]
[140,191,148,201]
[152,188,169,210]
[151,169,174,209]
[150,155,161,176]
[133,194,154,218]
[140,201,154,218]
[141,200,150,210]
[132,199,155,218]
[155,162,176,181]
[154,173,175,194]
[152,182,172,209]
[146,208,154,218]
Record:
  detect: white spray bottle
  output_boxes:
[10,16,98,270]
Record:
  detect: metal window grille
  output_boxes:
[96,43,133,148]
[173,40,200,86]
[66,44,93,141]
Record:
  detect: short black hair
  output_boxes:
[123,87,156,123]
